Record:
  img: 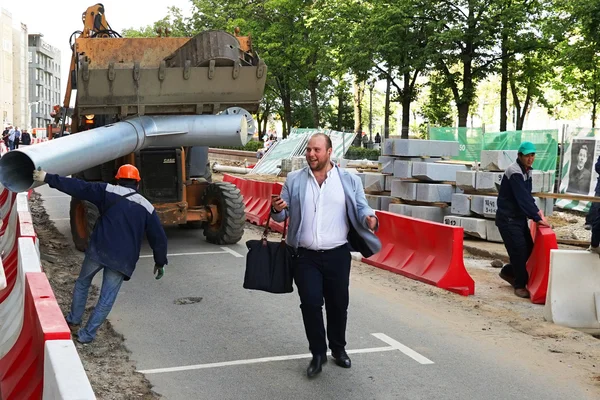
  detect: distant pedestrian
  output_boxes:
[8,126,15,151]
[33,164,169,343]
[495,141,550,299]
[13,127,21,149]
[362,133,368,148]
[2,127,9,149]
[374,132,381,144]
[20,130,31,146]
[271,133,381,377]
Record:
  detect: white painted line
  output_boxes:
[221,246,244,258]
[139,346,396,375]
[50,218,70,221]
[371,333,434,365]
[139,251,228,259]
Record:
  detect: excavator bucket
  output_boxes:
[73,31,267,117]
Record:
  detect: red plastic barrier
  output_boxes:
[0,272,70,399]
[222,176,285,231]
[526,226,558,304]
[245,180,274,226]
[222,173,237,185]
[363,211,475,296]
[270,182,286,234]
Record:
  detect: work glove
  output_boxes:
[154,264,165,280]
[32,167,47,183]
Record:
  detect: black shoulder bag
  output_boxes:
[244,215,294,294]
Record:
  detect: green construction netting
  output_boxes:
[429,128,559,172]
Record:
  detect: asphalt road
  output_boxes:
[36,184,593,400]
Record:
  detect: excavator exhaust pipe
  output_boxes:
[0,114,249,193]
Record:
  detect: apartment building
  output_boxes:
[0,8,30,130]
[28,33,60,129]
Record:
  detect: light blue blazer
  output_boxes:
[271,165,382,257]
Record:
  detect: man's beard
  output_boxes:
[310,158,329,172]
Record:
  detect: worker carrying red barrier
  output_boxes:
[495,141,551,299]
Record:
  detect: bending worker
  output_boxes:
[496,141,550,298]
[271,133,381,378]
[33,164,168,343]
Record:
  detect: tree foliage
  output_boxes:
[121,0,599,133]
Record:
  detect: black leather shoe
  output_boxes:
[331,349,351,368]
[307,353,327,378]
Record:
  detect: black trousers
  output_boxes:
[293,245,351,355]
[496,215,534,289]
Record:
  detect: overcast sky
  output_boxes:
[3,0,193,96]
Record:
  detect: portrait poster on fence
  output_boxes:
[557,137,600,212]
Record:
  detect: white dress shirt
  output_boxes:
[298,165,349,250]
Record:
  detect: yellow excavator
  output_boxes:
[25,3,268,251]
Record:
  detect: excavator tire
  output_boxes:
[202,182,245,245]
[70,197,99,252]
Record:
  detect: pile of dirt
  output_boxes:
[548,211,591,242]
[29,192,159,400]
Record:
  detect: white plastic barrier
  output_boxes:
[0,238,42,358]
[43,340,96,400]
[0,258,5,290]
[544,249,600,334]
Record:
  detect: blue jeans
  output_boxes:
[66,256,125,343]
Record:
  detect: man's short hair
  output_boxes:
[310,133,332,150]
[581,144,588,153]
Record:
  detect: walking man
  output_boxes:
[496,141,550,298]
[271,133,381,377]
[7,126,15,151]
[33,164,168,343]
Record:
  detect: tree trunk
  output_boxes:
[401,72,411,139]
[457,102,469,127]
[593,82,598,129]
[261,101,270,137]
[283,97,292,138]
[500,33,509,132]
[593,98,597,129]
[308,79,320,128]
[516,90,531,131]
[256,112,264,139]
[384,74,391,139]
[337,85,344,131]
[275,75,292,138]
[353,79,364,143]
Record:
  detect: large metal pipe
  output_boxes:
[0,114,248,192]
[212,163,252,174]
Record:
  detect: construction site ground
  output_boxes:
[31,172,600,399]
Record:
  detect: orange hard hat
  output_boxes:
[115,164,141,181]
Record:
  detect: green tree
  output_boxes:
[424,0,505,127]
[556,0,600,128]
[420,72,454,127]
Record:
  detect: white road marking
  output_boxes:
[138,333,434,375]
[221,246,244,258]
[139,346,396,374]
[371,333,434,365]
[50,218,70,221]
[139,251,228,258]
